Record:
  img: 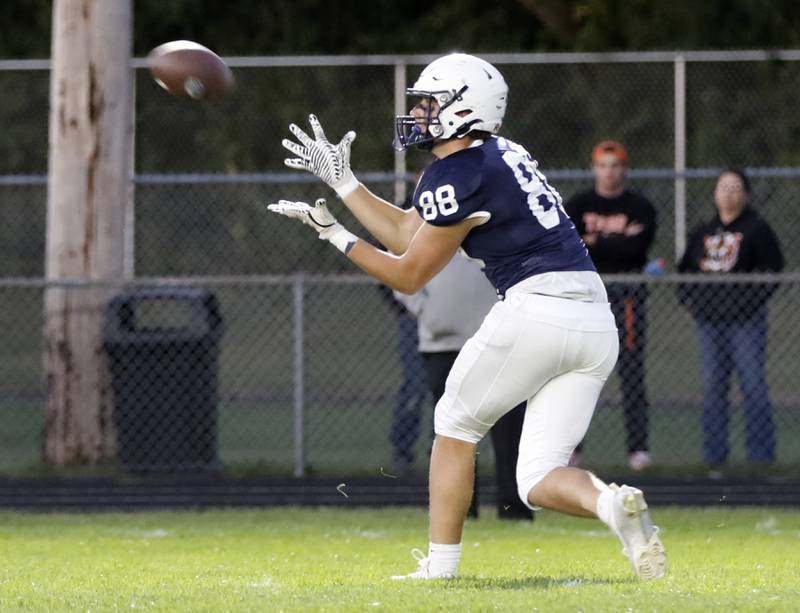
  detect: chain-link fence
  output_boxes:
[1,52,799,478]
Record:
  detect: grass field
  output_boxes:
[0,506,798,611]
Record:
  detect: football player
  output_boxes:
[270,53,667,581]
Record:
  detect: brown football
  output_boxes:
[147,40,235,99]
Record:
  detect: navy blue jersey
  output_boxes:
[412,136,595,296]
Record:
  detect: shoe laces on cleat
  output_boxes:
[390,548,455,580]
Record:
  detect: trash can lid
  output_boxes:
[103,287,223,342]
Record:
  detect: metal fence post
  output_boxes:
[293,272,306,477]
[124,68,136,280]
[393,60,407,206]
[674,53,687,262]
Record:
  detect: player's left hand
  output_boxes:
[267,198,358,254]
[282,114,360,198]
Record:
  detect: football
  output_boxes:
[147,40,235,100]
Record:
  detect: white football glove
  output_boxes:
[282,114,360,198]
[267,198,358,254]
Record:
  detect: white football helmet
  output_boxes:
[394,53,508,151]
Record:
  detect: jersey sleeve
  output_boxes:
[412,154,486,227]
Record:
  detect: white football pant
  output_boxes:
[433,291,619,510]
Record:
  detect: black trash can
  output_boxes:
[103,288,224,472]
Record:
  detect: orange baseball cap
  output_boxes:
[591,140,628,164]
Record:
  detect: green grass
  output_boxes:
[0,506,798,611]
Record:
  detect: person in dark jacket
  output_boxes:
[380,283,431,475]
[678,168,784,473]
[565,140,657,471]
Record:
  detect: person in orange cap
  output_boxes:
[565,140,657,472]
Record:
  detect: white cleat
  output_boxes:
[390,548,456,581]
[607,484,667,580]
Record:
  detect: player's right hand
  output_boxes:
[267,198,340,235]
[282,114,360,198]
[267,198,358,255]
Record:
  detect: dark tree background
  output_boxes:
[3,0,800,59]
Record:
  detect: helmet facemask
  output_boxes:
[393,86,471,151]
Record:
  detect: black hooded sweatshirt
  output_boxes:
[677,206,784,322]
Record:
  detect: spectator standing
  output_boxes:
[677,169,784,475]
[380,284,430,475]
[565,140,657,471]
[396,254,533,521]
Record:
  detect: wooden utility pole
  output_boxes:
[43,0,134,465]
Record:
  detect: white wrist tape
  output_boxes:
[320,225,358,254]
[333,171,360,199]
